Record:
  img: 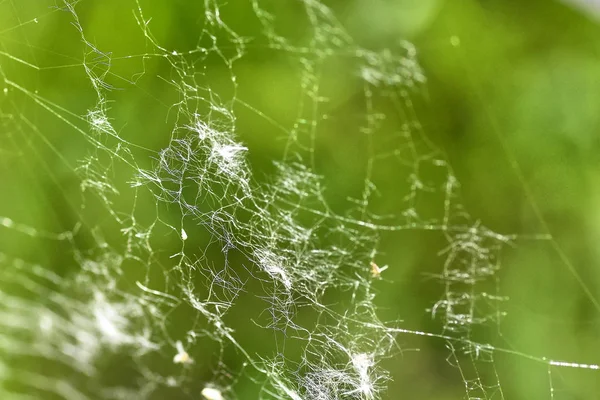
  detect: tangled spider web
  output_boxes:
[0,0,599,399]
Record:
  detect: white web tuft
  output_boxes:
[0,0,598,399]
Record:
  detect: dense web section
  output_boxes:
[0,1,599,399]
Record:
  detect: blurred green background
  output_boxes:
[2,0,600,398]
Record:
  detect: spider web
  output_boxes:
[0,0,598,399]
